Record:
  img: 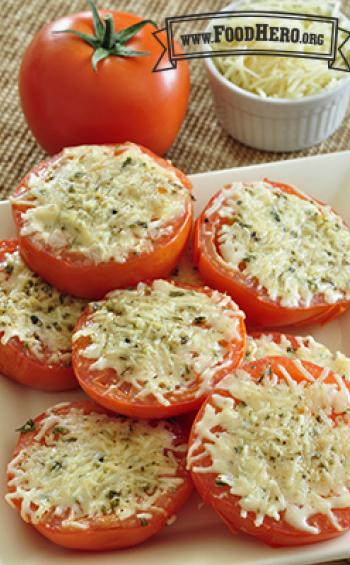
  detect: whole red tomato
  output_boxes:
[19,2,190,155]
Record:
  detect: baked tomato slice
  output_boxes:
[188,356,350,546]
[193,179,350,328]
[72,279,246,418]
[6,400,192,550]
[246,331,350,380]
[11,142,193,299]
[0,239,86,391]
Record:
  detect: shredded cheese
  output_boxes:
[6,404,186,529]
[246,333,350,381]
[73,280,245,405]
[187,365,350,533]
[208,180,350,308]
[212,1,350,99]
[12,144,190,264]
[0,250,86,364]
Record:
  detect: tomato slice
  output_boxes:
[72,280,246,418]
[11,143,193,300]
[0,239,85,391]
[246,331,350,382]
[6,400,193,550]
[188,357,350,546]
[193,179,350,328]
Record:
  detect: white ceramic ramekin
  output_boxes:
[204,9,350,152]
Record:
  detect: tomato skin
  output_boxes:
[189,357,350,547]
[72,282,246,418]
[7,401,193,551]
[19,11,190,156]
[33,518,168,551]
[191,469,350,547]
[16,214,192,301]
[12,143,193,300]
[193,181,350,329]
[73,368,208,419]
[0,240,78,392]
[0,335,78,392]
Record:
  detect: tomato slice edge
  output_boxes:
[193,180,350,328]
[7,400,193,550]
[188,357,350,546]
[72,282,247,418]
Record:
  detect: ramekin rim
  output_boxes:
[203,1,350,106]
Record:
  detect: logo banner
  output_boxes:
[153,10,350,73]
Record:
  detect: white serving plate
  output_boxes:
[1,151,350,565]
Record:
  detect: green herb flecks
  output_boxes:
[215,478,229,487]
[194,316,206,325]
[122,157,133,168]
[271,211,281,223]
[16,419,36,434]
[107,490,121,509]
[52,426,68,436]
[50,461,63,472]
[170,291,185,298]
[139,517,149,526]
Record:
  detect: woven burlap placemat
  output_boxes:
[1,2,350,564]
[1,0,350,199]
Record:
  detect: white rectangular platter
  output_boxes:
[1,150,350,565]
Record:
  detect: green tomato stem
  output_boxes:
[102,15,114,50]
[57,0,158,70]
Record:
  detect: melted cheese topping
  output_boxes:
[188,366,350,533]
[13,144,190,264]
[208,181,350,308]
[6,404,186,529]
[73,280,244,405]
[246,334,350,381]
[0,250,86,364]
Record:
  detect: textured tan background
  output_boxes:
[1,2,350,562]
[1,0,350,200]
